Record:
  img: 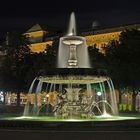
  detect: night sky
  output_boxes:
[0,0,140,40]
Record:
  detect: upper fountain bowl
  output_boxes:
[62,36,84,45]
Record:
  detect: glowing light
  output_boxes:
[43,98,46,103]
[64,119,85,122]
[14,116,33,120]
[0,97,4,102]
[101,113,112,118]
[46,94,49,98]
[0,91,4,102]
[97,91,102,96]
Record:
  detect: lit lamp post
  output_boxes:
[46,94,49,103]
[96,91,105,114]
[97,91,102,96]
[46,94,49,115]
[96,91,102,102]
[0,91,4,104]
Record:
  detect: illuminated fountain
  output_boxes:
[57,12,90,68]
[23,12,118,119]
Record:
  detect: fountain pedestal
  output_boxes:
[62,36,83,68]
[68,44,78,68]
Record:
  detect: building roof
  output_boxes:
[25,23,64,35]
[25,22,140,37]
[81,23,140,36]
[26,24,44,33]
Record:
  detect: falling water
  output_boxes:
[45,83,49,93]
[49,83,54,93]
[29,78,37,93]
[106,79,118,115]
[99,82,107,114]
[109,79,118,115]
[35,80,43,93]
[33,80,43,115]
[23,78,37,116]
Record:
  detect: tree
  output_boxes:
[104,29,140,112]
[24,38,59,88]
[0,31,31,106]
[88,44,105,70]
[0,33,59,106]
[45,39,59,68]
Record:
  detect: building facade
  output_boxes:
[25,23,140,53]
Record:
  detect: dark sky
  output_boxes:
[0,0,140,40]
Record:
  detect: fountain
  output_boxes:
[23,12,118,120]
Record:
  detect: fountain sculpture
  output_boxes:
[24,12,118,119]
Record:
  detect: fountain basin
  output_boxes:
[62,36,84,45]
[0,115,140,132]
[38,75,108,84]
[38,68,107,76]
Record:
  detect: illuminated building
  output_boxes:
[3,92,57,107]
[25,23,140,53]
[24,24,53,53]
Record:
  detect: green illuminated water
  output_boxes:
[0,115,139,122]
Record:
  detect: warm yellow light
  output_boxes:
[85,31,121,53]
[46,94,49,98]
[30,41,53,53]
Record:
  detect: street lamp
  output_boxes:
[97,91,102,96]
[46,94,50,115]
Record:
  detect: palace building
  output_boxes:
[25,23,140,53]
[24,24,54,53]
